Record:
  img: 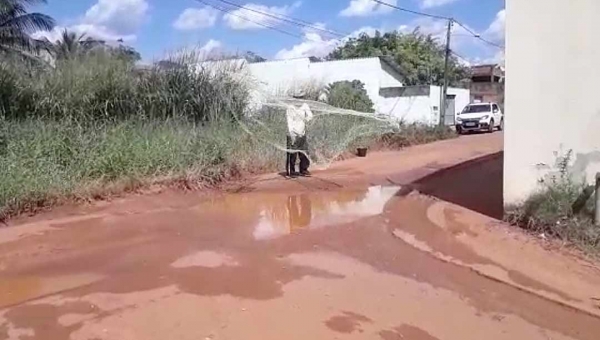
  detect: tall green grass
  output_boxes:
[0,52,249,122]
[0,51,452,219]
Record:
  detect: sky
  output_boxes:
[31,0,505,64]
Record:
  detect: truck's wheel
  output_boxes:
[498,119,504,131]
[488,120,495,133]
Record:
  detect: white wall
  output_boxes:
[247,58,313,94]
[447,88,470,116]
[381,95,434,124]
[309,58,383,104]
[380,86,469,125]
[504,0,600,203]
[379,61,404,89]
[245,57,402,111]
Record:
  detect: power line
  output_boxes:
[369,0,504,50]
[369,0,451,20]
[450,50,470,63]
[197,0,303,39]
[205,0,348,38]
[453,20,505,49]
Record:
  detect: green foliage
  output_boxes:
[506,150,600,254]
[325,80,374,113]
[0,52,248,122]
[46,29,103,61]
[327,30,470,87]
[46,29,142,64]
[0,119,267,218]
[378,123,457,148]
[243,51,266,63]
[112,44,141,63]
[0,0,55,57]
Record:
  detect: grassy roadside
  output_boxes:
[0,52,457,221]
[0,117,456,221]
[505,151,600,255]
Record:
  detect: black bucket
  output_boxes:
[357,147,368,157]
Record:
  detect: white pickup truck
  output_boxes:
[455,102,504,134]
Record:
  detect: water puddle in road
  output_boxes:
[197,186,400,241]
[2,185,600,340]
[171,251,239,268]
[0,273,103,308]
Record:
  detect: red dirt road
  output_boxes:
[2,133,600,340]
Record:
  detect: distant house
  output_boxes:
[202,56,470,125]
[470,64,505,107]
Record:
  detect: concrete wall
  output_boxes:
[381,94,434,124]
[248,58,402,104]
[447,87,471,119]
[379,60,404,89]
[379,86,470,125]
[309,58,385,105]
[245,57,403,107]
[504,0,600,203]
[247,58,313,94]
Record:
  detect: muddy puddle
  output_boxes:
[2,185,600,340]
[198,185,400,240]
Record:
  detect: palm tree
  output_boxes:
[50,29,104,60]
[0,0,55,57]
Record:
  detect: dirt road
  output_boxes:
[2,133,600,340]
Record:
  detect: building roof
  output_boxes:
[471,64,504,77]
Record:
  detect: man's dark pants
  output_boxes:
[286,135,310,174]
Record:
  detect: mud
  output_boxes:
[1,133,600,340]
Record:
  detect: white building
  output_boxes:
[241,57,469,125]
[379,85,470,126]
[504,0,600,203]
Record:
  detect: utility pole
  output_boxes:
[595,173,600,226]
[439,18,453,127]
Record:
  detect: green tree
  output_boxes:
[48,29,103,60]
[327,29,469,87]
[0,0,55,57]
[111,44,141,63]
[326,80,374,112]
[47,31,141,63]
[243,51,266,63]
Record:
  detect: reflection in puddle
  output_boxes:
[171,251,238,268]
[253,186,399,240]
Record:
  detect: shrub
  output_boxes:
[505,150,600,254]
[378,122,456,148]
[325,80,375,112]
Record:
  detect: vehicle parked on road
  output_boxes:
[455,102,504,134]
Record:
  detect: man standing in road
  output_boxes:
[286,90,314,177]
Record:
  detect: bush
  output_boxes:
[505,150,600,254]
[378,123,457,148]
[325,80,375,112]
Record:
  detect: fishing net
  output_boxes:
[188,60,400,170]
[237,91,399,170]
